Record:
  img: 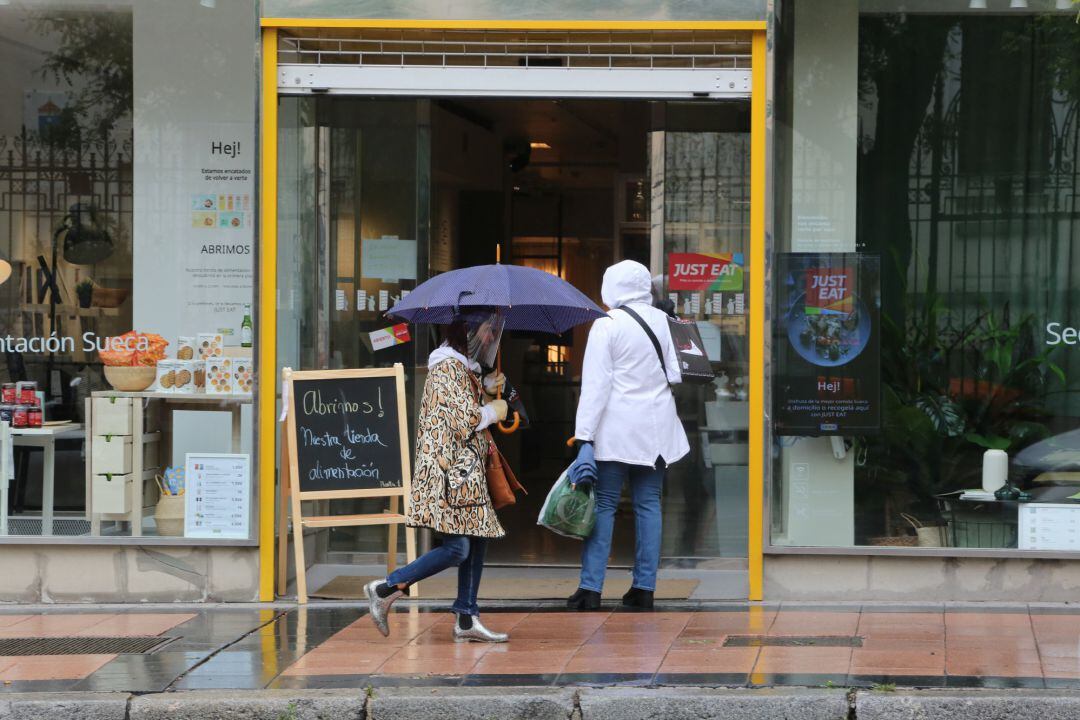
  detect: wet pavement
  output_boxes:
[1,601,1080,692]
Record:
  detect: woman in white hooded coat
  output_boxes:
[566,260,690,611]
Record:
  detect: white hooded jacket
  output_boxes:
[574,260,690,467]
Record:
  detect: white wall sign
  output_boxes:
[133,0,255,343]
[184,452,250,540]
[361,236,417,282]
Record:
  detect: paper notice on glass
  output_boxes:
[335,289,347,311]
[356,290,367,312]
[690,293,701,314]
[1020,503,1080,550]
[378,290,389,311]
[712,293,723,315]
[184,453,250,539]
[361,236,417,282]
[697,321,722,362]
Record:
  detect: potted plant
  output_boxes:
[76,279,94,308]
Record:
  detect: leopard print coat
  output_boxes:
[406,358,505,538]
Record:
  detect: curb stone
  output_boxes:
[856,690,1080,720]
[128,690,365,720]
[578,687,850,720]
[10,687,1080,719]
[367,687,577,720]
[0,693,129,720]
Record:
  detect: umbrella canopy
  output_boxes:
[388,264,606,334]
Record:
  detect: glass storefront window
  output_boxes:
[0,0,258,542]
[772,0,1080,551]
[276,93,754,571]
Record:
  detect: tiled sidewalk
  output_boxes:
[1,603,1080,692]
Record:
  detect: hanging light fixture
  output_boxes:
[1009,0,1028,7]
[1056,0,1073,9]
[199,0,216,7]
[969,0,988,8]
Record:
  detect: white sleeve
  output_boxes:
[662,321,683,385]
[574,318,614,442]
[475,404,498,432]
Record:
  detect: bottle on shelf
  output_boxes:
[240,304,253,348]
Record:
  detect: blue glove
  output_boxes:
[568,442,597,488]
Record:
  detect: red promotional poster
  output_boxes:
[668,252,744,291]
[805,266,855,315]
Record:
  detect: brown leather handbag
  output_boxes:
[484,429,526,510]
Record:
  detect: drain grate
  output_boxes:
[0,636,176,656]
[723,635,863,648]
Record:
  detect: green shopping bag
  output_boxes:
[537,466,596,540]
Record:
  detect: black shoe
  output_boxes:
[621,587,654,610]
[566,588,602,611]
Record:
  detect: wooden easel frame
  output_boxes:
[279,364,417,604]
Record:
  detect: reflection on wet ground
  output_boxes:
[2,602,1080,691]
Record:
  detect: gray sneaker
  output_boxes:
[364,579,402,637]
[452,614,508,643]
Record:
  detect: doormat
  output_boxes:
[310,576,699,601]
[0,636,176,656]
[724,635,863,648]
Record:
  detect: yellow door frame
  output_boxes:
[256,18,769,603]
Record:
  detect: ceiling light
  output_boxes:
[1009,0,1028,7]
[1056,0,1073,9]
[200,0,216,7]
[969,0,987,7]
[529,142,551,150]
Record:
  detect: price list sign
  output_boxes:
[184,452,251,539]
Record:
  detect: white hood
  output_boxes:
[601,260,653,309]
[428,343,480,373]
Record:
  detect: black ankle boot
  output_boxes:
[622,587,654,609]
[566,588,602,611]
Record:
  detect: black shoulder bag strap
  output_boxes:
[617,306,672,390]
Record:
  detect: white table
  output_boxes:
[9,424,84,536]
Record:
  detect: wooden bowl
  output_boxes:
[92,286,129,308]
[103,365,156,392]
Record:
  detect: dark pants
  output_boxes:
[386,534,488,616]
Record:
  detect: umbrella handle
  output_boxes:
[493,347,519,434]
[497,411,520,434]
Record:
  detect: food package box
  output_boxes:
[154,359,179,393]
[172,360,196,394]
[205,357,234,395]
[192,359,206,393]
[197,333,224,360]
[176,336,196,360]
[233,357,253,395]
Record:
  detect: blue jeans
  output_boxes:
[386,534,488,616]
[579,460,665,593]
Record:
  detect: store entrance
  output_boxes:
[278,95,752,573]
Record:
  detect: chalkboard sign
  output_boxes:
[280,365,417,603]
[290,374,403,493]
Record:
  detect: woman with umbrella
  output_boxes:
[364,307,512,642]
[364,264,605,640]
